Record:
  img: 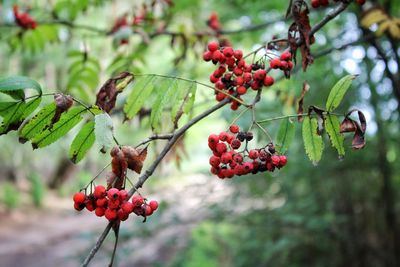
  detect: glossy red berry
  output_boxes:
[208,134,219,144]
[219,131,230,141]
[121,201,134,213]
[271,155,280,166]
[145,205,153,216]
[96,197,108,207]
[279,155,288,166]
[236,86,247,95]
[207,41,219,52]
[270,58,281,69]
[234,49,243,59]
[73,192,86,203]
[249,149,259,160]
[203,51,212,61]
[254,69,266,81]
[105,208,118,221]
[149,200,159,211]
[221,152,233,164]
[223,47,234,57]
[93,185,106,199]
[216,143,227,154]
[107,188,119,200]
[229,124,240,134]
[280,51,292,61]
[231,139,241,149]
[209,155,221,167]
[263,76,274,87]
[118,190,128,201]
[95,207,106,217]
[132,195,144,207]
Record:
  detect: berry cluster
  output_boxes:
[311,0,365,8]
[208,124,288,179]
[73,186,158,222]
[203,41,275,110]
[13,5,37,30]
[269,51,293,71]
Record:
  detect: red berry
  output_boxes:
[279,155,288,166]
[208,134,219,144]
[96,197,108,207]
[311,0,320,8]
[270,58,281,69]
[250,81,261,90]
[225,57,236,66]
[93,185,106,199]
[233,67,243,76]
[210,75,219,83]
[118,189,128,201]
[85,200,95,212]
[234,76,244,86]
[207,41,219,52]
[249,149,259,160]
[233,153,243,163]
[223,47,234,57]
[243,72,252,82]
[234,49,243,59]
[212,50,223,62]
[320,0,329,6]
[215,92,226,102]
[271,155,280,166]
[237,59,245,68]
[121,201,134,213]
[203,51,212,61]
[263,76,274,86]
[215,143,227,154]
[117,209,129,221]
[254,69,266,81]
[107,188,119,200]
[209,155,221,167]
[220,152,233,164]
[73,192,86,204]
[132,195,144,207]
[280,51,292,61]
[242,162,254,173]
[95,207,106,217]
[236,86,247,95]
[231,139,241,149]
[145,205,153,216]
[219,131,230,141]
[280,61,289,70]
[105,209,118,221]
[229,124,240,134]
[108,199,120,209]
[149,200,158,211]
[356,0,366,5]
[230,101,239,110]
[287,61,294,70]
[74,202,85,211]
[243,64,252,72]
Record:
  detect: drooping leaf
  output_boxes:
[121,145,148,174]
[0,97,41,135]
[50,94,74,129]
[326,75,356,112]
[151,78,178,132]
[95,72,134,113]
[94,113,114,153]
[0,76,42,98]
[31,106,86,149]
[340,109,367,150]
[123,75,155,120]
[302,116,324,165]
[325,115,345,158]
[69,121,95,163]
[276,118,295,154]
[19,103,56,143]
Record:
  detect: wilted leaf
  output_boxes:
[340,109,367,150]
[50,93,74,129]
[122,145,147,174]
[109,146,128,189]
[95,72,134,113]
[94,113,114,153]
[297,82,310,122]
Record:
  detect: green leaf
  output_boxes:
[19,103,56,142]
[31,106,86,149]
[170,80,196,126]
[94,113,114,153]
[325,75,356,112]
[0,97,41,135]
[302,116,324,165]
[0,76,42,98]
[69,121,95,163]
[123,75,155,119]
[325,115,345,158]
[151,78,177,132]
[276,118,295,154]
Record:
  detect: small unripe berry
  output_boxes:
[73,192,86,204]
[207,41,219,52]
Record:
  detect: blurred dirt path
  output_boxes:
[0,174,232,267]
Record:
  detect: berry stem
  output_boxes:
[228,106,251,130]
[257,112,343,124]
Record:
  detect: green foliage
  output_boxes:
[19,102,56,141]
[124,75,155,119]
[325,115,345,158]
[0,75,42,98]
[67,51,101,102]
[30,174,46,207]
[69,121,96,163]
[94,113,114,152]
[31,106,87,149]
[275,118,295,154]
[2,183,20,209]
[302,116,324,164]
[325,75,356,112]
[0,97,41,135]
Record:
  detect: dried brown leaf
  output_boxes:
[49,94,73,129]
[297,81,310,122]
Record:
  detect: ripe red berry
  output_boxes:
[74,203,85,211]
[233,153,243,163]
[280,51,292,61]
[250,81,261,90]
[263,76,274,86]
[225,57,236,66]
[207,41,219,52]
[271,155,280,166]
[107,188,119,200]
[236,86,247,95]
[95,207,106,217]
[320,0,329,6]
[96,197,108,207]
[254,69,266,81]
[105,208,117,221]
[233,67,243,76]
[279,155,288,166]
[230,139,241,149]
[243,72,252,82]
[212,50,223,62]
[234,76,244,86]
[145,205,153,216]
[121,201,134,213]
[149,200,159,211]
[203,51,212,61]
[209,155,221,167]
[117,209,129,221]
[108,199,120,209]
[230,101,239,110]
[219,131,229,141]
[229,124,240,134]
[93,185,106,199]
[215,92,226,102]
[311,0,320,8]
[248,149,259,160]
[132,195,144,207]
[223,47,234,57]
[234,49,243,59]
[280,61,289,70]
[73,192,86,204]
[208,134,219,144]
[220,152,233,164]
[118,190,128,201]
[85,200,95,212]
[270,58,281,69]
[215,143,227,154]
[356,0,366,5]
[287,61,294,70]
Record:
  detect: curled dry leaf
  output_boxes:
[297,81,310,122]
[308,105,325,135]
[50,94,73,129]
[95,72,134,113]
[340,109,367,149]
[109,146,128,189]
[122,145,148,174]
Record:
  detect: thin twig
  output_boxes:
[135,133,174,148]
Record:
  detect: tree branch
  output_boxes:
[309,2,350,36]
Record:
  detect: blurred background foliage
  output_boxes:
[0,0,399,267]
